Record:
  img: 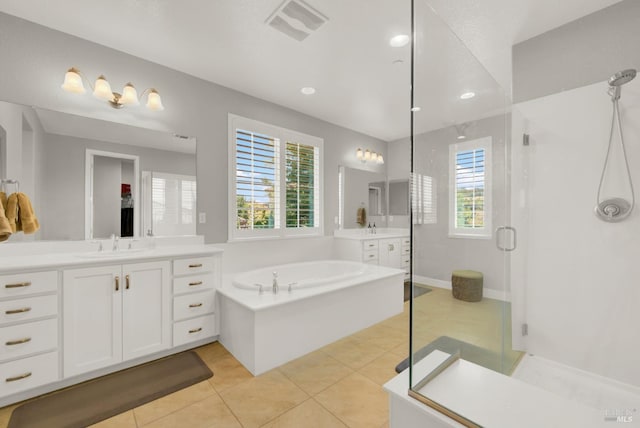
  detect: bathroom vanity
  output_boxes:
[0,241,222,406]
[334,229,410,279]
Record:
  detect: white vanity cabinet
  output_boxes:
[0,271,60,396]
[378,238,402,268]
[63,261,171,377]
[171,256,219,347]
[334,233,410,279]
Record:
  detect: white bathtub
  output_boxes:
[218,260,404,375]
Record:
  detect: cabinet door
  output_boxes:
[63,265,122,377]
[378,238,402,268]
[122,261,171,361]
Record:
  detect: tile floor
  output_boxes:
[0,286,519,428]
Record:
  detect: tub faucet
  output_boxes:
[272,271,279,294]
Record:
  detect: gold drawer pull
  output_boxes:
[5,282,31,289]
[115,276,120,292]
[188,327,203,334]
[5,307,31,315]
[189,303,203,308]
[188,263,203,268]
[6,337,31,346]
[125,275,130,290]
[6,372,32,382]
[189,281,203,286]
[368,254,375,258]
[368,244,375,247]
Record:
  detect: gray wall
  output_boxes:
[513,0,640,103]
[0,12,387,243]
[40,133,195,240]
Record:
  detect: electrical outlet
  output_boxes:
[198,212,206,224]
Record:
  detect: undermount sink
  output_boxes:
[76,248,151,259]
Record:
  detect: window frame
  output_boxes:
[448,137,492,239]
[228,114,324,242]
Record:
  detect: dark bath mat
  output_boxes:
[403,282,432,302]
[8,351,213,428]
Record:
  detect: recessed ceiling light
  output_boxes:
[389,34,410,48]
[411,107,421,112]
[301,87,316,95]
[460,91,476,100]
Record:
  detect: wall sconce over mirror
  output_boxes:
[61,67,164,111]
[356,147,384,164]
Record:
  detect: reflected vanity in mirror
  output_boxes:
[339,165,388,229]
[0,100,197,241]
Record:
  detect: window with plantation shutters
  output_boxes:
[285,142,319,229]
[229,114,323,240]
[234,129,280,232]
[448,137,492,238]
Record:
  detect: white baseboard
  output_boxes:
[412,275,511,302]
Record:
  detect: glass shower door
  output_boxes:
[408,0,516,424]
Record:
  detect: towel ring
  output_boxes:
[0,179,19,193]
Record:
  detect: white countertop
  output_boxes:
[333,228,409,241]
[0,244,223,273]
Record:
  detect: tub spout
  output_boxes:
[272,271,279,294]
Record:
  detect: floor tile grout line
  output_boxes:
[134,385,218,427]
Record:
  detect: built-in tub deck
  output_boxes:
[218,260,404,375]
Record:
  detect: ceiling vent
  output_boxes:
[266,0,328,41]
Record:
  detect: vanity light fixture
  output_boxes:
[61,67,164,111]
[356,148,384,164]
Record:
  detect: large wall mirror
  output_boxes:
[0,100,197,241]
[339,165,388,229]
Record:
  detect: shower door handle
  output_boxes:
[495,226,517,252]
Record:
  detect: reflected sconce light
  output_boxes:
[356,148,384,164]
[61,67,164,111]
[454,123,470,140]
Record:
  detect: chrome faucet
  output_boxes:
[111,234,119,252]
[272,271,279,294]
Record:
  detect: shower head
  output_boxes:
[608,69,636,87]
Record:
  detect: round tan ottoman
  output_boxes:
[451,270,483,302]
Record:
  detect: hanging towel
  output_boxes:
[16,193,39,234]
[0,193,11,242]
[356,206,367,226]
[6,193,19,233]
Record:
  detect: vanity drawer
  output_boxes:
[173,257,214,276]
[363,250,379,262]
[0,351,58,396]
[0,295,57,325]
[173,290,215,322]
[173,314,216,347]
[0,271,57,299]
[362,240,379,251]
[0,318,57,362]
[173,273,215,295]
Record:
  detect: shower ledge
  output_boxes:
[384,350,605,428]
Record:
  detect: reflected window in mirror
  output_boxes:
[411,173,437,224]
[142,172,197,237]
